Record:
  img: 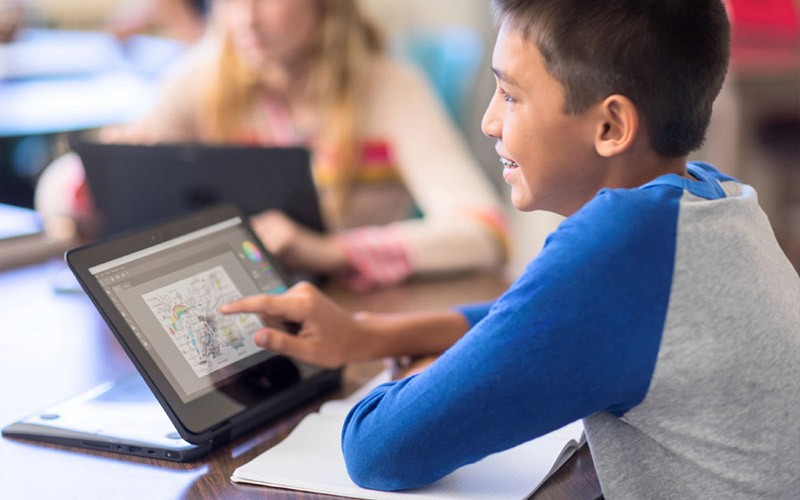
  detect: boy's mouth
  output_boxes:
[500,157,518,169]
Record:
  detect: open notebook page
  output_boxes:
[231,370,584,500]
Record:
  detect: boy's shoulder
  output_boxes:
[539,163,744,270]
[569,162,740,229]
[558,176,686,244]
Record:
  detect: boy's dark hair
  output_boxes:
[491,0,730,157]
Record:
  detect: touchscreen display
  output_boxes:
[88,217,286,403]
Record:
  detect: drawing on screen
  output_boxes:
[142,266,263,376]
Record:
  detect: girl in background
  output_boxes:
[36,0,507,290]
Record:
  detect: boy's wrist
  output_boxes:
[350,311,389,362]
[348,310,469,362]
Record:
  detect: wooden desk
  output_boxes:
[0,261,600,499]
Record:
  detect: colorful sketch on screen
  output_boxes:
[142,266,263,377]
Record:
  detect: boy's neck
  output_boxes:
[607,148,689,189]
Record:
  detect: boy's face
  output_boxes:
[482,25,604,215]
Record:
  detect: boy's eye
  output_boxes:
[498,86,516,104]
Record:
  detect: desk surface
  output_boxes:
[0,261,600,499]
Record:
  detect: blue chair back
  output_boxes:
[393,27,485,126]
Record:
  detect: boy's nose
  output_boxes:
[481,102,501,139]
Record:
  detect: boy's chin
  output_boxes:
[509,192,537,212]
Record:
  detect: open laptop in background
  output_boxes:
[72,141,325,239]
[62,141,326,289]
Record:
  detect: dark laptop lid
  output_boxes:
[73,141,324,238]
[65,204,340,446]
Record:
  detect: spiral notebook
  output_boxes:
[231,371,585,499]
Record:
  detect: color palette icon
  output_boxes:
[242,241,263,262]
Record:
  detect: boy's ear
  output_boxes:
[594,95,639,158]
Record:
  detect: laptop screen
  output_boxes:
[73,142,324,239]
[68,205,340,441]
[88,216,286,403]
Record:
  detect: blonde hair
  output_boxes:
[201,0,383,224]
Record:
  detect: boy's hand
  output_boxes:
[219,282,363,368]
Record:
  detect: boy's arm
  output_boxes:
[353,309,472,361]
[220,283,477,367]
[341,189,680,491]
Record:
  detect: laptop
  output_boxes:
[3,205,341,461]
[72,141,325,239]
[2,373,212,461]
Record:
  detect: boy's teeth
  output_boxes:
[500,158,518,168]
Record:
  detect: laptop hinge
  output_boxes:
[210,422,233,446]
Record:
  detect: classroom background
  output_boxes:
[1,0,798,275]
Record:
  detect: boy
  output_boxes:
[222,0,800,496]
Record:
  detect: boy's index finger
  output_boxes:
[218,295,273,314]
[219,294,309,323]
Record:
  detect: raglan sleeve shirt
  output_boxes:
[341,184,684,491]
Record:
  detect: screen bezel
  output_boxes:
[66,204,340,444]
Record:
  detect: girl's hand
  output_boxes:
[250,210,347,272]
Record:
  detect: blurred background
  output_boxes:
[1,0,798,275]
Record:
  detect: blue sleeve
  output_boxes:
[341,186,682,491]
